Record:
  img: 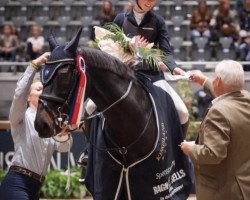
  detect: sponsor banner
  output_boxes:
[0,131,87,170]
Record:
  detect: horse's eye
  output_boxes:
[53,67,74,97]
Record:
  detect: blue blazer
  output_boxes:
[113,10,177,72]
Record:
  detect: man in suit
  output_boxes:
[180,60,250,200]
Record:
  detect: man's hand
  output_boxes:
[180,140,195,155]
[188,70,207,85]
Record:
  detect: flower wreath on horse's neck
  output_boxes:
[93,23,167,71]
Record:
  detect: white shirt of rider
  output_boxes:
[133,10,146,25]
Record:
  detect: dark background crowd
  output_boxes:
[0,0,249,70]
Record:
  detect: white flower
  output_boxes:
[94,26,133,63]
[94,26,154,63]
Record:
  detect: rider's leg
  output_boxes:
[153,80,189,136]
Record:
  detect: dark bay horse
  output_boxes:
[35,31,156,165]
[34,28,192,200]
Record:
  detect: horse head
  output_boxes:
[35,28,82,138]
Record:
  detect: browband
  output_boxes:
[45,58,75,64]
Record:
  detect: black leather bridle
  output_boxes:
[38,67,78,136]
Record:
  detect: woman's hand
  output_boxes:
[31,52,51,69]
[158,61,169,72]
[129,35,149,51]
[135,35,149,48]
[173,67,186,75]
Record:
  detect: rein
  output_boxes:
[82,107,152,165]
[76,80,133,130]
[71,79,152,163]
[105,108,152,163]
[75,80,152,164]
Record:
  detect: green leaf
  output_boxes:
[100,22,168,71]
[40,168,88,199]
[102,23,131,53]
[0,170,7,181]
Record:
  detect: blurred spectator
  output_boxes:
[26,24,45,60]
[0,24,19,61]
[123,1,133,12]
[193,89,213,120]
[96,0,116,26]
[235,0,244,12]
[235,29,248,53]
[235,31,250,70]
[90,0,116,40]
[190,0,212,41]
[210,0,239,42]
[11,24,19,37]
[238,0,250,32]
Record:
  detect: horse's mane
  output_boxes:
[79,47,136,81]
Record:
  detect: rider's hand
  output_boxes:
[173,67,186,75]
[158,61,169,72]
[129,35,149,51]
[136,35,149,48]
[31,52,51,69]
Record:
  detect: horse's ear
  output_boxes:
[48,31,58,51]
[64,27,82,53]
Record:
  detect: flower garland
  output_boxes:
[94,23,167,71]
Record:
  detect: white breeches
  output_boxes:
[153,80,189,124]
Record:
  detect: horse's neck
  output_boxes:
[88,68,149,136]
[87,68,156,164]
